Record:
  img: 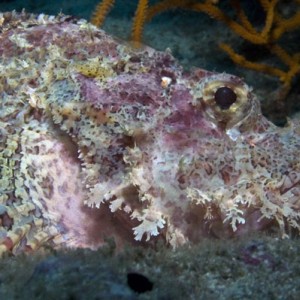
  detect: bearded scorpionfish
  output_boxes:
[0,11,300,256]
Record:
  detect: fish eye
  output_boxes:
[214,86,237,110]
[198,74,259,132]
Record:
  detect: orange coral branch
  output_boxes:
[91,0,115,27]
[191,3,268,44]
[260,0,277,38]
[146,0,195,22]
[131,0,149,45]
[271,44,296,68]
[219,43,286,80]
[273,11,300,40]
[230,0,257,34]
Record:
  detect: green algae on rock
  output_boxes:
[1,234,300,299]
[0,11,300,256]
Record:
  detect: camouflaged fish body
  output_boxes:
[0,11,300,255]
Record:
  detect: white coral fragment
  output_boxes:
[186,187,213,205]
[223,206,245,232]
[131,209,166,241]
[109,198,124,212]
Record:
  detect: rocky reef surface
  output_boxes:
[1,234,300,299]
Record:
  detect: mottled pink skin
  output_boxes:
[0,12,300,255]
